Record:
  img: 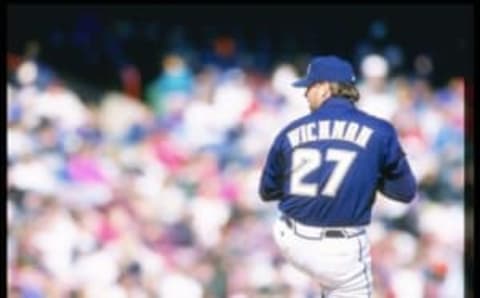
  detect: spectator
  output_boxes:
[145,54,194,116]
[357,54,398,121]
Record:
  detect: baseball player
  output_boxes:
[259,56,417,297]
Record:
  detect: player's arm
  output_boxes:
[377,125,417,203]
[259,136,285,202]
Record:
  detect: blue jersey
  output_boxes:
[259,96,417,226]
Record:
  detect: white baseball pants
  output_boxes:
[273,216,373,298]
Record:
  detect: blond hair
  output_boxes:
[329,82,360,102]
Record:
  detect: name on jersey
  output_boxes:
[287,120,373,148]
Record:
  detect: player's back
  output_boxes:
[275,96,401,226]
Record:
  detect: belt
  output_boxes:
[280,215,366,240]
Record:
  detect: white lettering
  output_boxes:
[344,122,359,143]
[300,125,308,144]
[355,126,373,148]
[307,123,317,142]
[286,121,374,149]
[331,121,347,139]
[318,120,331,140]
[287,128,301,148]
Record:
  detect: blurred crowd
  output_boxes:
[7,46,467,298]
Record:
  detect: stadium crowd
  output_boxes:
[7,41,467,297]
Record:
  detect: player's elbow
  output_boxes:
[259,187,268,201]
[400,189,417,203]
[380,174,417,203]
[259,188,283,202]
[259,190,274,202]
[381,189,416,203]
[403,175,417,201]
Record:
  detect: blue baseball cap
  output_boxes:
[292,55,356,87]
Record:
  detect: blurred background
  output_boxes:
[7,4,473,298]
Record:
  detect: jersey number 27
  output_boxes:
[290,148,357,198]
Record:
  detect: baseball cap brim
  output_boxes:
[292,77,314,87]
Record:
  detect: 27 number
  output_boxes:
[290,148,357,198]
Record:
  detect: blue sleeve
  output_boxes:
[378,126,417,203]
[259,135,286,202]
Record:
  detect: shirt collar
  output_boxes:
[313,96,355,113]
